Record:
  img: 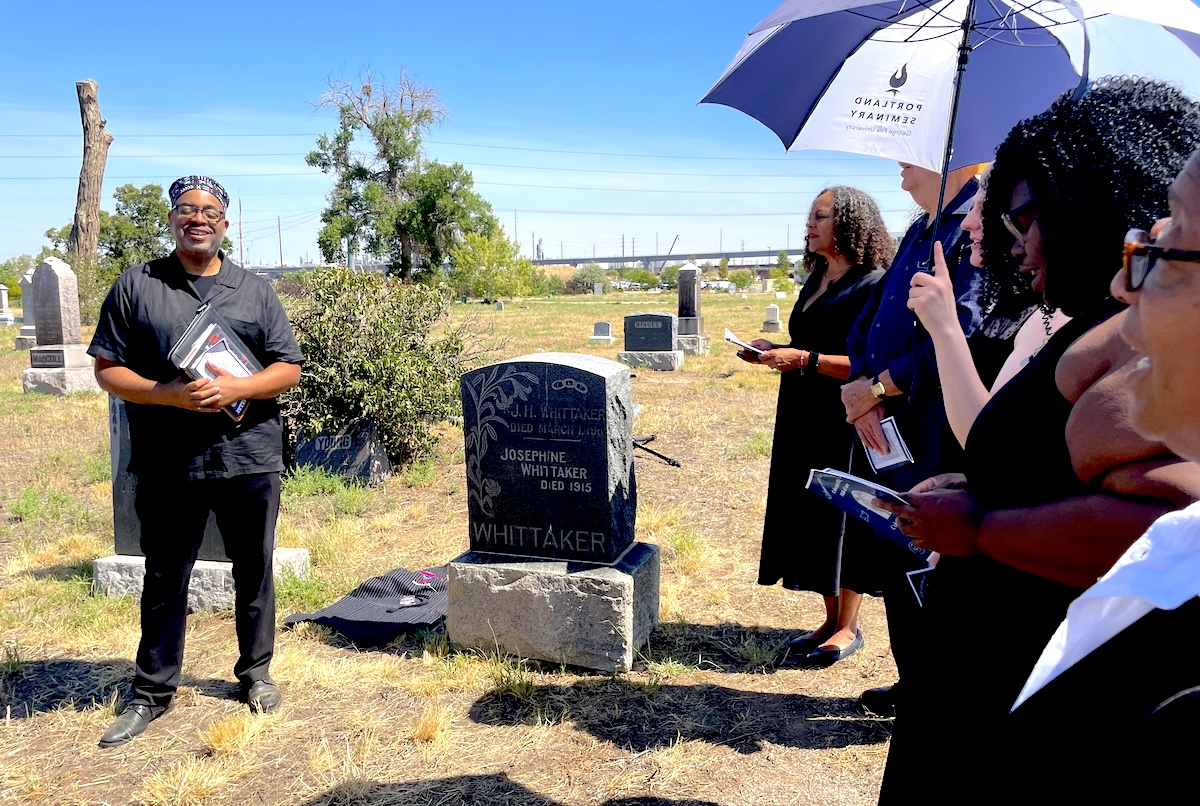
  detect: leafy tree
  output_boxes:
[777,250,790,270]
[659,264,680,289]
[623,269,657,288]
[281,267,476,466]
[565,263,610,295]
[718,256,730,279]
[307,69,497,278]
[0,254,39,302]
[730,269,755,290]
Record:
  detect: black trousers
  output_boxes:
[132,472,281,709]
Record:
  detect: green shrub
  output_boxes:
[281,267,471,467]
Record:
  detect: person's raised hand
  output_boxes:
[759,347,807,372]
[908,241,959,337]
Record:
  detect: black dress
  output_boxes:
[879,307,1120,802]
[757,263,884,597]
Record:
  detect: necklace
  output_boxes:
[824,260,852,284]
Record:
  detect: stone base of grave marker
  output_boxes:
[15,325,36,350]
[761,322,783,334]
[675,334,710,356]
[446,542,659,673]
[678,316,704,336]
[618,350,684,371]
[0,312,12,326]
[588,334,616,345]
[93,548,311,612]
[23,366,102,395]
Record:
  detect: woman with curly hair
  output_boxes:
[875,77,1200,800]
[740,186,895,664]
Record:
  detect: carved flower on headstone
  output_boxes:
[483,478,500,498]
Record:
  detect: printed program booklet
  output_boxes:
[804,468,931,560]
[167,303,264,421]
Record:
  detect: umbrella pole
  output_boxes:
[928,0,978,263]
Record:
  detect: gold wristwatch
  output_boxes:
[870,375,887,399]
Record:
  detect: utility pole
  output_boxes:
[513,210,517,240]
[593,244,596,259]
[720,228,723,253]
[621,234,625,258]
[656,231,659,255]
[238,198,244,266]
[631,237,636,258]
[787,224,790,251]
[531,231,535,259]
[278,216,284,268]
[560,241,563,260]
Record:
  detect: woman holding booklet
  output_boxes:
[740,186,893,664]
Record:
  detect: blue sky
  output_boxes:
[6,1,1185,266]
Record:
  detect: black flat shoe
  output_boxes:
[783,631,825,657]
[98,702,169,748]
[806,629,863,665]
[243,678,282,714]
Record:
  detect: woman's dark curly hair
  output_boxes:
[981,76,1200,317]
[803,185,897,275]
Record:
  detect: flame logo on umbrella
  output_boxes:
[887,64,908,95]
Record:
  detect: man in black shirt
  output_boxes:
[88,175,303,748]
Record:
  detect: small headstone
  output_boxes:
[496,301,505,311]
[726,285,736,295]
[762,303,783,334]
[593,282,604,296]
[761,278,774,293]
[22,259,100,395]
[775,291,788,299]
[295,419,391,486]
[622,312,676,352]
[15,267,36,349]
[620,312,685,370]
[459,353,636,564]
[0,284,14,326]
[589,321,616,346]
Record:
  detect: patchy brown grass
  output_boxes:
[0,292,897,805]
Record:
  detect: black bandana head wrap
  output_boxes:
[168,176,230,211]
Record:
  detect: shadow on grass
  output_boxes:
[469,676,890,755]
[640,621,808,672]
[0,657,130,718]
[0,658,251,717]
[297,773,722,806]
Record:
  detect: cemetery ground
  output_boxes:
[0,292,896,806]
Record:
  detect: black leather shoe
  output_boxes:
[243,678,282,713]
[782,631,825,658]
[857,684,898,717]
[98,703,168,748]
[806,629,864,665]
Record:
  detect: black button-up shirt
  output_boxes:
[88,252,304,480]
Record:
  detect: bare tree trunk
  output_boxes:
[66,79,114,260]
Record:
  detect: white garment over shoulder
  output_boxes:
[990,309,1071,393]
[1012,501,1200,711]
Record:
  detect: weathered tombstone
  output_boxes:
[15,267,36,349]
[675,264,710,356]
[762,303,783,334]
[761,278,774,293]
[593,282,604,295]
[775,291,788,299]
[495,301,505,311]
[589,321,616,346]
[22,258,101,395]
[0,285,13,326]
[726,284,736,295]
[448,353,658,671]
[295,419,391,486]
[93,395,310,610]
[619,312,684,371]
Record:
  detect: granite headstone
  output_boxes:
[622,312,677,352]
[0,285,13,326]
[295,419,391,486]
[459,353,636,564]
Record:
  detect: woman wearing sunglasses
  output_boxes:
[983,148,1200,802]
[875,77,1200,801]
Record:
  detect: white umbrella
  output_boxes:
[701,0,1200,174]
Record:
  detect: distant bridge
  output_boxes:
[530,249,791,269]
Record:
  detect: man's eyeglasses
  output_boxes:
[1001,198,1037,243]
[173,203,225,223]
[1123,227,1200,291]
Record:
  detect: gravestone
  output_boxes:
[589,321,615,346]
[775,291,788,299]
[761,278,774,293]
[295,419,391,486]
[496,301,505,311]
[94,395,310,611]
[675,264,710,356]
[619,312,683,371]
[22,258,101,395]
[15,267,36,349]
[449,353,657,671]
[593,282,604,295]
[762,303,783,334]
[0,285,13,326]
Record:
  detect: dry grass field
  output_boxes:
[0,290,897,806]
